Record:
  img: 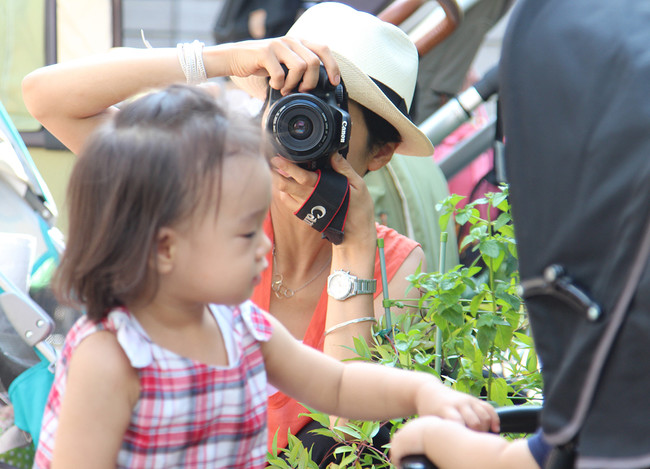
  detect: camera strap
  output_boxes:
[294,168,350,245]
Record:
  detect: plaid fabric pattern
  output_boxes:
[35,301,273,468]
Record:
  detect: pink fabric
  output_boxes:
[433,107,493,207]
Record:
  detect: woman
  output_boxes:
[23,2,490,463]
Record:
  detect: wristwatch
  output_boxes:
[327,270,377,301]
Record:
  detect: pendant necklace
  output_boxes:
[271,246,331,299]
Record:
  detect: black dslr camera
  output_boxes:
[266,66,351,170]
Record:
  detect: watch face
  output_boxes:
[328,272,354,299]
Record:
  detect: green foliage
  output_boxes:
[267,186,542,468]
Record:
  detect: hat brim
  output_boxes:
[230,52,434,157]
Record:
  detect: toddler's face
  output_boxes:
[171,154,272,306]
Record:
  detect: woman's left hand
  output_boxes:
[270,154,376,250]
[329,153,377,249]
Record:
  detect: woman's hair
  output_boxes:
[54,84,262,321]
[357,102,401,152]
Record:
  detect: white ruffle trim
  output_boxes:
[109,310,153,368]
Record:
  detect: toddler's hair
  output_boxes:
[54,84,263,320]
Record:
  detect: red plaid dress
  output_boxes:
[35,301,273,468]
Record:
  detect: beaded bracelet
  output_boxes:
[324,317,377,336]
[140,31,207,85]
[177,40,207,84]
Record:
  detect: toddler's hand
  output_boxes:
[390,416,442,468]
[417,382,499,433]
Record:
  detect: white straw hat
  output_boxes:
[231,2,434,157]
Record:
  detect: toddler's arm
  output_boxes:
[390,416,539,469]
[263,314,498,432]
[50,331,139,469]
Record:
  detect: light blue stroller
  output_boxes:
[0,100,80,467]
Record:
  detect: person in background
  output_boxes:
[212,0,303,44]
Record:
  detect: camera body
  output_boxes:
[266,66,351,170]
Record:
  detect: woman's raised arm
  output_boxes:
[22,38,340,154]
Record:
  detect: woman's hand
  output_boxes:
[220,37,340,95]
[269,156,320,210]
[270,154,377,251]
[329,153,377,250]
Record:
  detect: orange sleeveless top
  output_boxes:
[251,216,419,452]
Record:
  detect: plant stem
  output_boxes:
[435,233,447,375]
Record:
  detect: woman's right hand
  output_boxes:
[216,37,341,96]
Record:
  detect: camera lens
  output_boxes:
[266,91,348,169]
[269,96,330,160]
[288,116,313,140]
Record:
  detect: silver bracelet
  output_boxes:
[324,317,377,336]
[177,40,207,84]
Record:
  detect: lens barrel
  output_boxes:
[268,94,335,162]
[265,67,350,170]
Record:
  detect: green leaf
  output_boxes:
[436,193,465,212]
[490,191,508,209]
[526,351,539,373]
[301,410,332,430]
[487,377,511,406]
[455,208,472,225]
[439,304,464,327]
[477,324,496,354]
[468,197,489,207]
[414,352,435,367]
[361,420,381,440]
[334,425,362,439]
[495,324,515,351]
[498,223,515,238]
[493,212,511,231]
[469,291,487,316]
[352,336,373,360]
[495,289,521,312]
[479,239,501,258]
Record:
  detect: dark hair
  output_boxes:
[357,101,401,152]
[54,84,262,321]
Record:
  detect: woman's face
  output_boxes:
[342,101,372,175]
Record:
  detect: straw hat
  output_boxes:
[231,2,434,156]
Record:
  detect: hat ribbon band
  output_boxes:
[370,77,410,120]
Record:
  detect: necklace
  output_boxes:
[271,247,331,299]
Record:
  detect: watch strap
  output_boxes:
[355,278,377,295]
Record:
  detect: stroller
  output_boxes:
[499,0,650,467]
[404,0,650,467]
[0,100,81,467]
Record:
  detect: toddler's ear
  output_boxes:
[155,227,176,274]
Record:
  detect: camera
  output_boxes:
[266,66,351,170]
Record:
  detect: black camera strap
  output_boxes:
[294,168,350,245]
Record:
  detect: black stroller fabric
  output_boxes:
[500,0,650,466]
